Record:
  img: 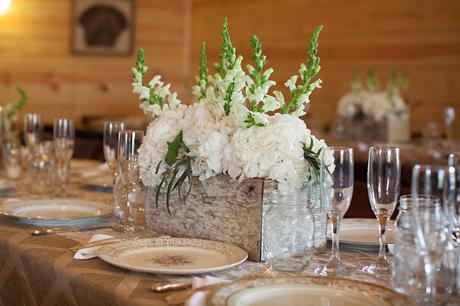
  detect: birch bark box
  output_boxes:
[145,175,277,261]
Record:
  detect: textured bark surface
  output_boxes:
[145,175,276,261]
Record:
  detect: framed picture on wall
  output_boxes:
[72,0,134,55]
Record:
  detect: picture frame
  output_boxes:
[72,0,134,55]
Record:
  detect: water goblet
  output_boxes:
[363,146,401,274]
[103,121,125,178]
[24,113,43,150]
[116,130,144,233]
[53,118,75,195]
[315,147,354,276]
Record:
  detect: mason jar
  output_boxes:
[263,185,315,272]
[26,141,56,194]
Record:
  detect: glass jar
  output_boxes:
[263,185,315,272]
[3,142,22,179]
[26,141,56,194]
[392,195,423,296]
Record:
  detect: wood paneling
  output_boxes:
[0,0,191,125]
[1,0,459,133]
[191,0,460,133]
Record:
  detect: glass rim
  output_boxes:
[329,146,353,152]
[368,145,400,151]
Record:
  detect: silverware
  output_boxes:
[69,233,166,252]
[164,269,277,305]
[152,281,193,293]
[30,224,113,236]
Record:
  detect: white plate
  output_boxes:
[0,199,113,227]
[208,277,409,306]
[97,237,248,274]
[327,218,394,251]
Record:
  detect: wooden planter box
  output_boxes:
[145,175,277,261]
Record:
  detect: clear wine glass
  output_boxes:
[53,118,75,196]
[24,113,43,150]
[116,130,144,233]
[103,121,125,178]
[445,166,460,295]
[413,198,449,305]
[315,147,354,276]
[363,146,401,274]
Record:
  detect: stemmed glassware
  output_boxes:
[24,113,43,151]
[363,146,401,274]
[116,130,145,232]
[103,121,125,178]
[53,118,75,196]
[315,147,354,276]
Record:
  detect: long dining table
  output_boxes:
[0,159,406,306]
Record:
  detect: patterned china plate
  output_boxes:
[327,218,395,251]
[207,277,410,306]
[0,199,113,227]
[96,237,248,274]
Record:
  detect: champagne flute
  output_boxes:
[116,130,144,233]
[53,118,75,195]
[315,147,354,276]
[24,113,43,150]
[363,146,401,274]
[103,121,125,178]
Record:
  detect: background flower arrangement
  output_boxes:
[336,68,408,122]
[131,18,334,210]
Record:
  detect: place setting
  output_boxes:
[0,3,459,306]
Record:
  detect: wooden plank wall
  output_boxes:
[191,0,460,133]
[0,0,191,126]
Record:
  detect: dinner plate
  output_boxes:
[207,277,410,306]
[97,237,248,274]
[80,176,113,193]
[0,199,113,227]
[327,218,394,251]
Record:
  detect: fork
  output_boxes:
[165,268,277,305]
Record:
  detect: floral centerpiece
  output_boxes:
[132,19,333,208]
[335,69,410,142]
[130,18,333,259]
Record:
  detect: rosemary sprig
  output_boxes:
[156,131,193,215]
[302,138,323,182]
[281,25,323,115]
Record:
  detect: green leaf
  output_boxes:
[165,132,183,166]
[6,86,28,120]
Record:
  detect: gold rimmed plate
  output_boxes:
[96,237,248,275]
[207,276,411,306]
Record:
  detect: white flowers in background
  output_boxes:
[132,18,333,212]
[336,68,408,121]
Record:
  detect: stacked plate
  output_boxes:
[327,218,395,251]
[207,276,409,306]
[0,199,113,227]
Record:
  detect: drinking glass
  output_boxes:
[3,142,22,179]
[24,113,43,150]
[445,166,460,295]
[363,146,401,274]
[315,147,354,276]
[53,118,75,195]
[413,199,449,305]
[27,141,56,195]
[116,130,144,232]
[103,121,125,178]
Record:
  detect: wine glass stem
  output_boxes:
[377,214,387,260]
[424,261,437,301]
[329,212,341,262]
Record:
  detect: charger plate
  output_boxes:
[0,199,113,227]
[327,218,395,251]
[207,276,410,306]
[96,237,248,274]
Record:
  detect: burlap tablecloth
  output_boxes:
[0,160,394,306]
